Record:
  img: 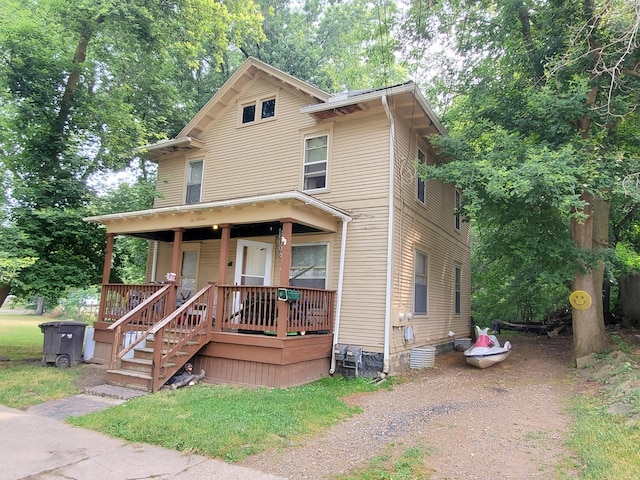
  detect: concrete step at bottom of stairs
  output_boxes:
[107,368,154,392]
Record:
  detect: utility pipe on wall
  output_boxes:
[329,217,350,375]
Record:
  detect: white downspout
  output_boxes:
[381,94,395,377]
[330,217,350,374]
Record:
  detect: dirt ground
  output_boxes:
[241,332,581,479]
[72,332,599,479]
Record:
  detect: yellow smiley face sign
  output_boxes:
[570,290,592,310]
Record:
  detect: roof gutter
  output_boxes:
[134,136,205,154]
[301,83,446,136]
[381,94,395,377]
[83,191,352,224]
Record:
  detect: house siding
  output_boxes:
[313,110,391,351]
[154,73,321,207]
[387,116,472,371]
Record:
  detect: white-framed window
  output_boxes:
[303,134,328,191]
[417,149,426,203]
[455,189,462,230]
[241,96,277,125]
[414,250,428,315]
[185,160,203,204]
[289,244,328,289]
[455,265,461,315]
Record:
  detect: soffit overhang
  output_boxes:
[134,136,206,158]
[83,191,351,240]
[300,83,446,138]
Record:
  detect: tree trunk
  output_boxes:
[35,296,46,316]
[571,192,609,361]
[0,284,11,308]
[591,195,610,323]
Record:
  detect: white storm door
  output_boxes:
[179,247,199,300]
[234,240,273,286]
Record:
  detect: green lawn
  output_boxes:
[0,313,86,408]
[0,314,45,360]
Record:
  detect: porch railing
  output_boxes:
[149,283,215,392]
[216,285,335,336]
[106,284,175,367]
[98,283,167,323]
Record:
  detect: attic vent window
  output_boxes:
[242,104,256,124]
[241,97,277,125]
[261,98,276,119]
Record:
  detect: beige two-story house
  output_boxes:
[85,57,471,392]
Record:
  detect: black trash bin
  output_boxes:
[39,321,87,368]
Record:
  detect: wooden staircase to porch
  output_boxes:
[104,283,215,392]
[107,327,209,392]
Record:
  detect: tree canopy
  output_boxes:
[0,0,265,309]
[405,0,640,358]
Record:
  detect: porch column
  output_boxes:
[102,233,115,284]
[217,224,231,286]
[170,228,184,280]
[214,224,231,333]
[276,220,294,337]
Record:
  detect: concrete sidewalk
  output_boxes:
[0,396,285,480]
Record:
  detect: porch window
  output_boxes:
[186,160,203,204]
[303,134,328,191]
[414,250,428,315]
[290,244,327,289]
[417,149,426,203]
[455,266,461,315]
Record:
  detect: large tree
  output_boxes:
[405,0,640,359]
[244,0,408,91]
[0,0,264,310]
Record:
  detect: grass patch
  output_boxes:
[567,395,640,479]
[565,336,640,479]
[0,314,45,360]
[336,444,432,480]
[0,363,83,409]
[0,313,86,408]
[69,376,387,462]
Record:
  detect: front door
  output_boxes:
[234,240,273,286]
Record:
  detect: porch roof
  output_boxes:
[83,191,352,241]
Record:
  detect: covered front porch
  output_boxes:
[84,191,351,391]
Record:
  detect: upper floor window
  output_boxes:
[455,189,462,230]
[303,134,328,191]
[417,149,426,203]
[186,160,203,204]
[414,250,428,315]
[241,97,276,124]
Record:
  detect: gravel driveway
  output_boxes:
[240,333,579,479]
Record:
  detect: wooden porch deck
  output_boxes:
[91,283,335,390]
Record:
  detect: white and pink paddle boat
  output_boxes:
[464,326,512,369]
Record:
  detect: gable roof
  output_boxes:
[139,58,444,158]
[178,57,330,139]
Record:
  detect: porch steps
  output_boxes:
[106,330,209,392]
